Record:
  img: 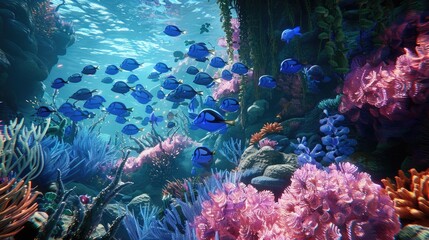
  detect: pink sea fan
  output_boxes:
[258,138,278,149]
[277,162,401,240]
[193,182,279,240]
[122,134,194,173]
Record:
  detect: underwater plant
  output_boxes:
[68,126,117,181]
[382,168,429,227]
[123,204,160,240]
[218,138,244,166]
[0,118,50,181]
[0,178,40,238]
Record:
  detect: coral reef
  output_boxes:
[339,14,429,139]
[123,135,193,175]
[218,138,244,166]
[276,163,401,239]
[382,168,429,227]
[0,0,75,121]
[0,178,40,238]
[258,138,278,149]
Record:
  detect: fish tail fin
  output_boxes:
[182,30,187,34]
[197,91,204,96]
[214,78,222,83]
[224,120,235,126]
[169,67,173,71]
[178,80,184,84]
[95,66,100,69]
[128,107,134,112]
[212,151,216,155]
[209,49,215,55]
[184,53,189,58]
[91,89,98,93]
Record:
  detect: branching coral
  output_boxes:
[0,179,40,238]
[0,118,49,181]
[382,168,429,227]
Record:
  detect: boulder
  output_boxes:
[246,99,269,124]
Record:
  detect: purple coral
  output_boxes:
[276,163,401,239]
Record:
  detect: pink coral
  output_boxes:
[193,182,278,240]
[339,17,429,122]
[122,135,193,173]
[258,138,278,149]
[212,73,241,100]
[276,163,401,239]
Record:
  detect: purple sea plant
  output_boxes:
[258,137,278,149]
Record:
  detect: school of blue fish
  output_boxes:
[36,24,308,174]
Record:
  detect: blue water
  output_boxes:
[46,0,226,136]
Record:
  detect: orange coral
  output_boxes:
[0,179,40,238]
[260,122,283,134]
[381,168,429,227]
[250,132,265,145]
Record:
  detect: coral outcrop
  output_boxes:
[382,168,429,226]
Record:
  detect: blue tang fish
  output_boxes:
[231,62,248,75]
[209,57,227,68]
[120,58,142,71]
[149,112,164,126]
[35,106,55,118]
[131,88,153,104]
[141,117,150,126]
[162,77,182,90]
[58,102,75,116]
[68,73,82,83]
[195,57,208,63]
[281,26,302,43]
[188,97,199,114]
[280,58,303,74]
[81,65,99,75]
[83,95,106,109]
[187,42,212,59]
[258,75,277,89]
[115,116,128,124]
[186,66,200,75]
[175,84,203,99]
[220,97,240,113]
[167,121,176,128]
[193,72,215,86]
[154,62,172,73]
[101,77,114,84]
[148,72,160,80]
[69,88,96,101]
[221,69,233,81]
[167,122,176,128]
[105,65,121,75]
[165,90,186,103]
[106,102,133,116]
[69,109,94,122]
[163,25,184,37]
[145,105,154,114]
[157,90,165,99]
[192,108,234,133]
[111,81,133,94]
[127,74,139,83]
[191,146,215,175]
[204,96,217,108]
[51,78,68,89]
[121,124,142,135]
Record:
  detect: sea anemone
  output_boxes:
[260,122,283,134]
[250,132,265,145]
